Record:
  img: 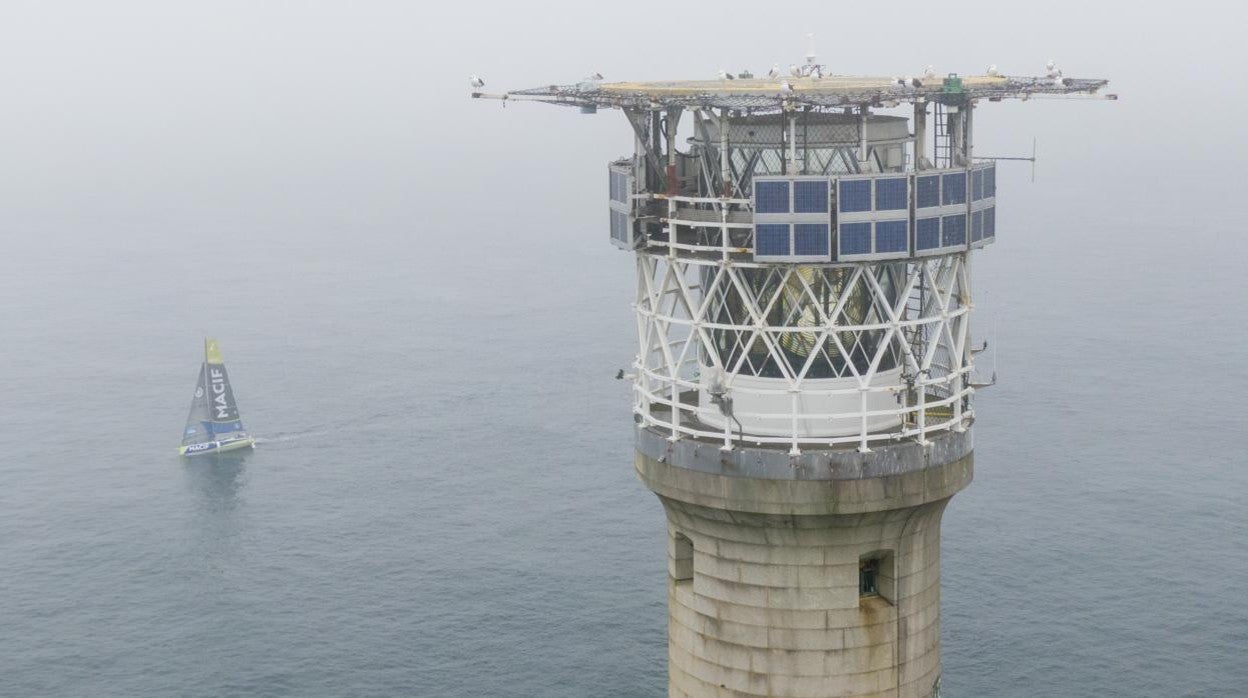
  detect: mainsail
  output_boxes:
[180,338,251,452]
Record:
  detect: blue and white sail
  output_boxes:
[179,338,255,456]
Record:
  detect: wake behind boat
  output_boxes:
[179,338,256,456]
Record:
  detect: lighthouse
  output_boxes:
[474,65,1112,697]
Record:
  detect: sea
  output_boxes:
[2,153,1245,696]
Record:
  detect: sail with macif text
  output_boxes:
[179,338,255,456]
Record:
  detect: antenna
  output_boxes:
[974,137,1039,182]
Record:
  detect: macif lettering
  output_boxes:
[210,368,231,418]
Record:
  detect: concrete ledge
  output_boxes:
[636,426,972,481]
[637,448,972,516]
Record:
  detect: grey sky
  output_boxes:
[0,1,1242,239]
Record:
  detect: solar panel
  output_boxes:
[874,177,908,211]
[609,171,629,203]
[985,206,996,238]
[986,165,996,198]
[972,169,985,201]
[839,222,871,255]
[941,214,966,247]
[755,181,791,214]
[941,172,966,205]
[875,220,908,253]
[838,179,872,213]
[793,224,829,256]
[755,224,791,256]
[972,210,984,242]
[793,180,829,214]
[610,210,631,245]
[917,175,940,208]
[916,217,941,250]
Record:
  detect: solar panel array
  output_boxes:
[835,175,910,260]
[608,166,638,249]
[969,162,997,247]
[748,164,996,262]
[752,177,834,262]
[609,169,630,204]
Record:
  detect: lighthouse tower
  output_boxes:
[475,66,1111,697]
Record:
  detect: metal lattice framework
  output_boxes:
[633,250,975,453]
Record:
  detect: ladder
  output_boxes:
[933,103,952,169]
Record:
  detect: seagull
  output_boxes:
[469,75,484,88]
[1046,60,1061,78]
[809,65,822,80]
[590,72,604,81]
[910,77,923,88]
[780,81,794,94]
[717,69,735,80]
[789,64,801,77]
[987,64,1000,77]
[767,64,780,78]
[924,65,936,79]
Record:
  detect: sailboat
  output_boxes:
[179,338,256,456]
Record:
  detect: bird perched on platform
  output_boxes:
[924,65,936,79]
[469,75,484,88]
[1045,60,1061,78]
[809,65,822,80]
[767,64,780,78]
[589,72,604,81]
[987,64,1000,77]
[717,69,735,80]
[789,64,801,77]
[780,81,794,95]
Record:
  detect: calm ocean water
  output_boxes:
[2,168,1245,696]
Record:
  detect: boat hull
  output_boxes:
[179,437,256,457]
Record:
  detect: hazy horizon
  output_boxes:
[2,2,1245,696]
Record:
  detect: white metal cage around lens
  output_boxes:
[632,252,975,453]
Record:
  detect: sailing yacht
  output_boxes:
[178,338,256,456]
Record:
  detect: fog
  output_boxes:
[1,1,1243,238]
[2,2,1246,695]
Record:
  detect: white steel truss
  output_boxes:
[632,252,976,453]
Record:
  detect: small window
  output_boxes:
[859,551,895,604]
[859,559,879,596]
[673,532,693,583]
